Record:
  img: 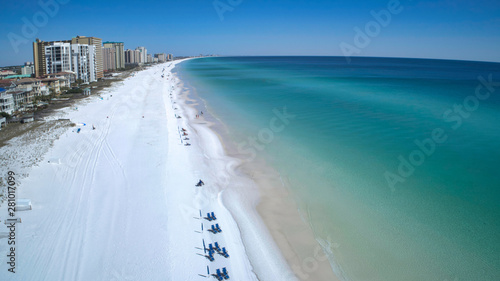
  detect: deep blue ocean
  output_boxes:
[178,56,500,281]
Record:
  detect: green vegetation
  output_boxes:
[66,88,84,94]
[0,112,11,119]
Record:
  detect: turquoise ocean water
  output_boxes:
[177,57,500,281]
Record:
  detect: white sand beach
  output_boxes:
[0,60,304,280]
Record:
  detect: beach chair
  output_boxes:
[211,212,217,220]
[204,213,213,221]
[207,250,215,262]
[211,273,223,281]
[214,242,221,251]
[222,268,229,279]
[221,247,230,258]
[209,225,218,234]
[216,269,225,280]
[215,223,222,233]
[206,254,214,262]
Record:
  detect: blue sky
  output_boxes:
[1,0,499,66]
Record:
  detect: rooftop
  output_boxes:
[0,79,15,86]
[4,74,32,79]
[40,78,59,82]
[16,78,40,84]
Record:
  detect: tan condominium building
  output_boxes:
[125,49,142,64]
[103,42,125,69]
[102,47,116,71]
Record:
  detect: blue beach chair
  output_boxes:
[207,250,215,262]
[214,242,221,251]
[211,272,223,281]
[205,213,212,221]
[221,247,229,258]
[222,267,229,279]
[216,269,224,280]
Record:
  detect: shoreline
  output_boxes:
[169,65,296,280]
[0,60,340,280]
[174,59,342,281]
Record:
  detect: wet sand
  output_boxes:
[176,68,342,281]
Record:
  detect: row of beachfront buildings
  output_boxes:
[0,35,173,117]
[30,36,173,83]
[0,73,75,115]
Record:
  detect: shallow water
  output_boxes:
[177,56,500,281]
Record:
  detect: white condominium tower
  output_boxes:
[44,42,72,74]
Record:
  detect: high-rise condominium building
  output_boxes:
[71,44,96,83]
[155,53,167,62]
[44,42,72,74]
[41,42,96,83]
[136,47,147,64]
[33,38,71,77]
[72,36,103,79]
[103,42,125,69]
[21,62,35,76]
[102,47,116,71]
[125,49,134,64]
[34,36,102,80]
[125,49,142,64]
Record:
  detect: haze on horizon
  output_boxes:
[1,0,499,66]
